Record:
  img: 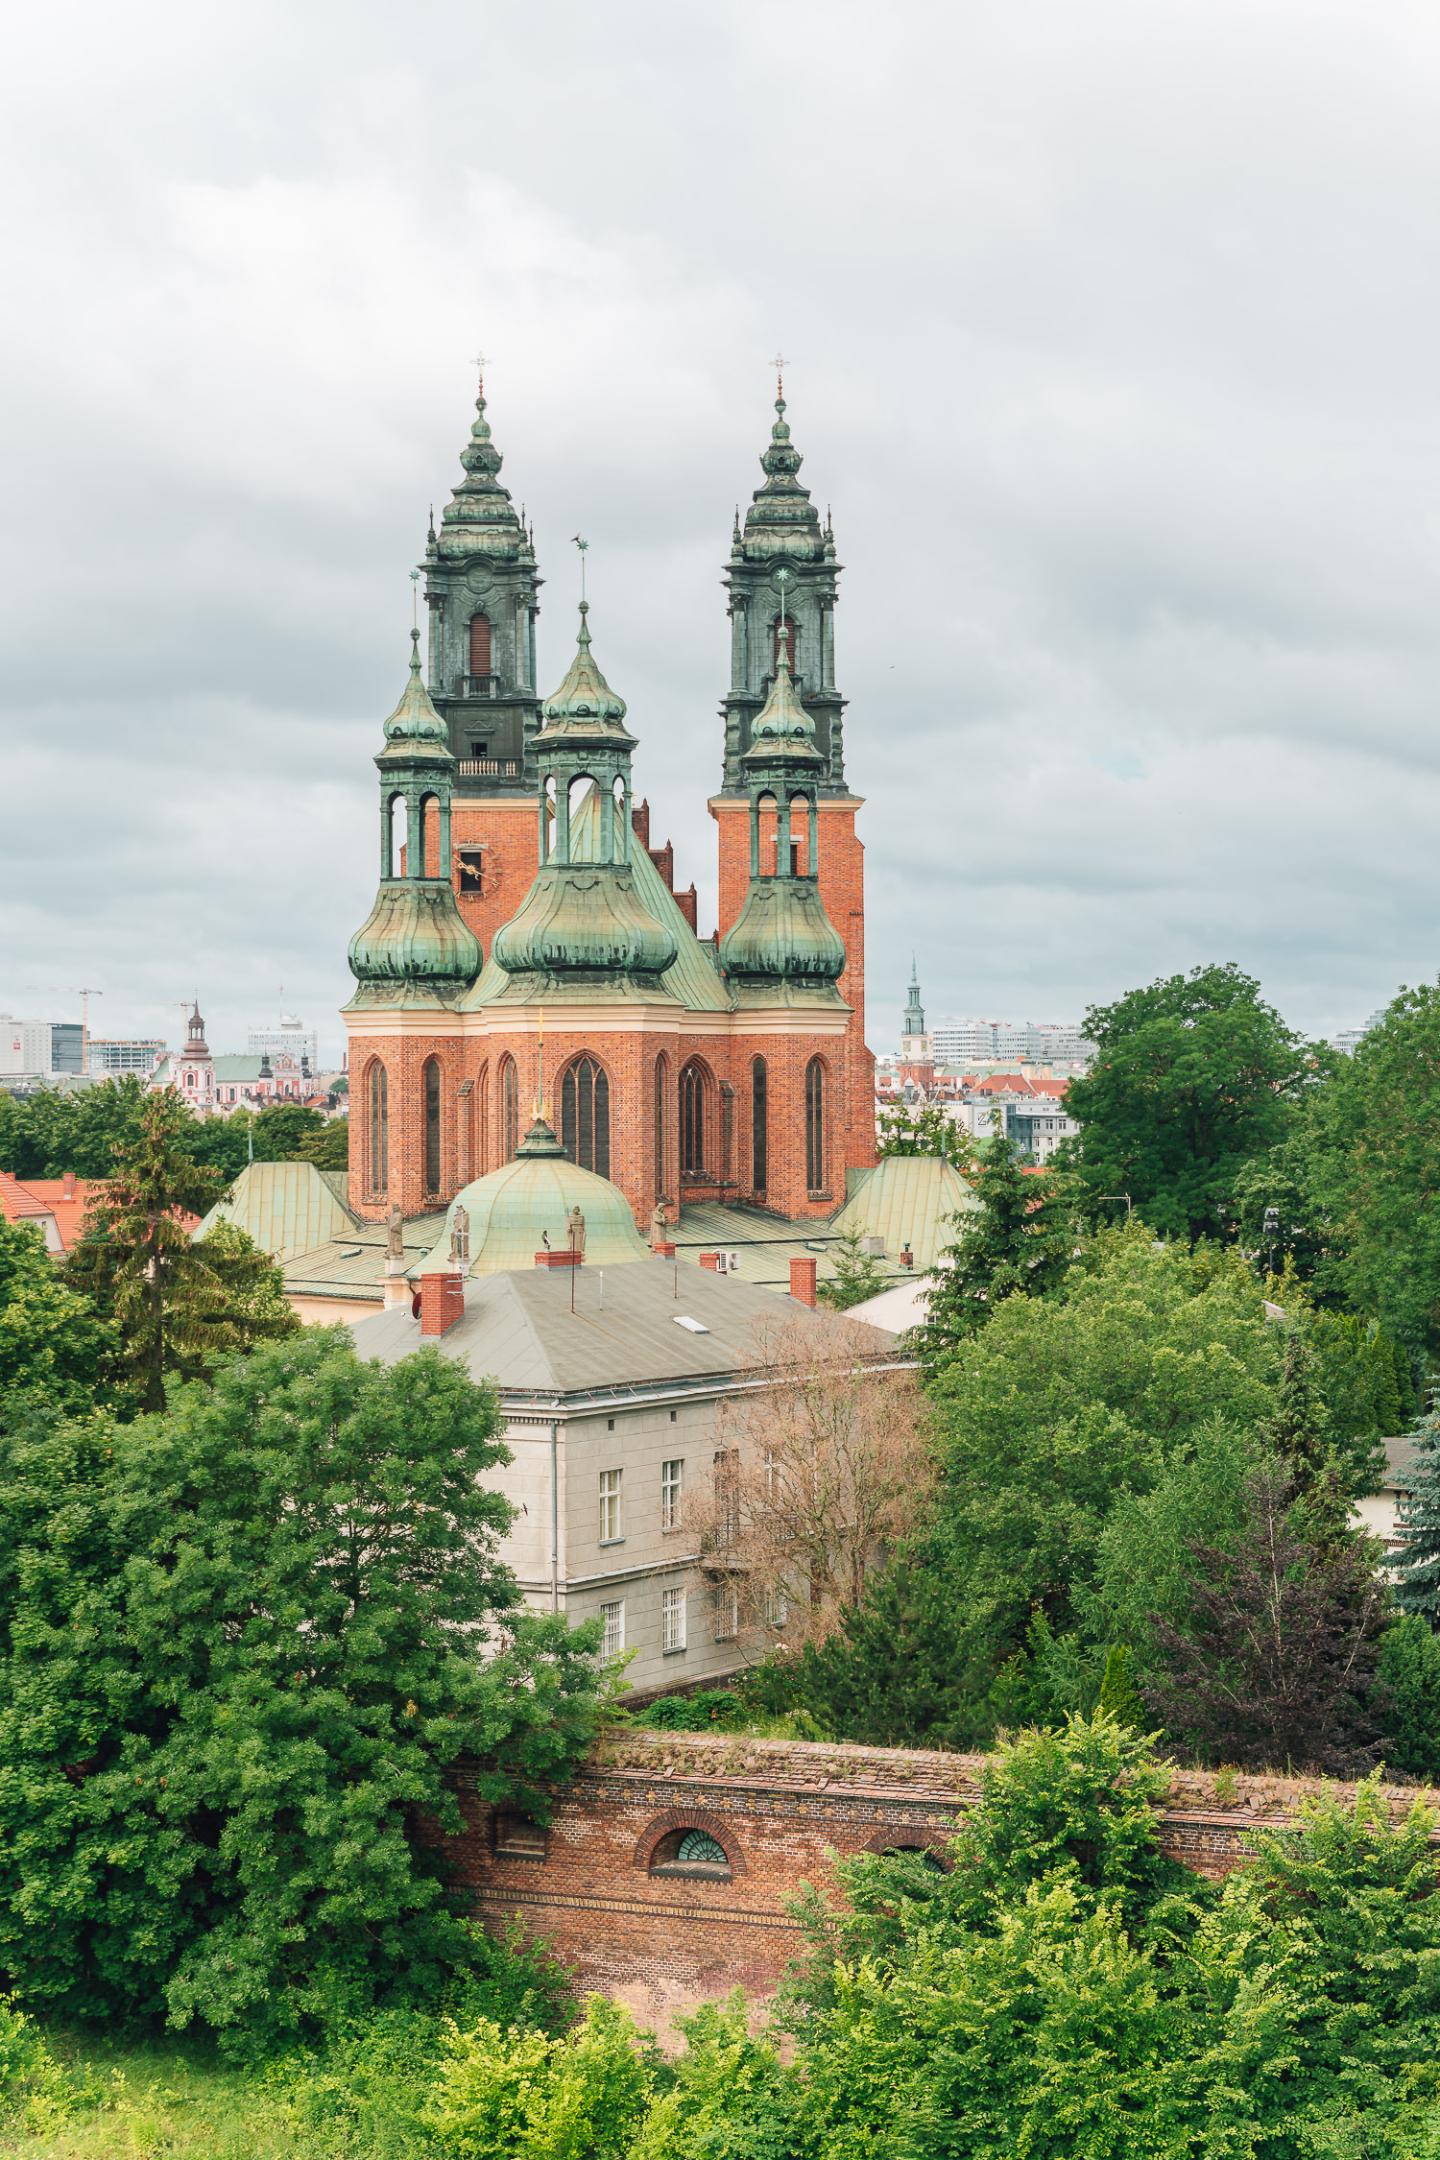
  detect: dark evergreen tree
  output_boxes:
[817,1225,887,1311]
[913,1135,1073,1369]
[1146,1461,1385,1771]
[65,1092,297,1410]
[1373,1614,1440,1781]
[1395,1410,1440,1621]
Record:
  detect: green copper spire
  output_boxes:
[346,633,483,1007]
[903,958,926,1039]
[743,583,823,768]
[490,599,678,995]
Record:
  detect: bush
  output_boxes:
[423,1995,656,2160]
[0,1994,73,2136]
[1376,1615,1440,1782]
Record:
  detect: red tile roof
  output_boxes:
[0,1173,107,1253]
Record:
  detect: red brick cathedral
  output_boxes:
[344,371,876,1230]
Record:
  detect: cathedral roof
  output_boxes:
[417,1114,651,1276]
[736,393,830,565]
[430,373,535,566]
[533,603,637,750]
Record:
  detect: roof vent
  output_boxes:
[673,1315,710,1334]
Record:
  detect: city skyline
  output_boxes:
[6,5,1440,1061]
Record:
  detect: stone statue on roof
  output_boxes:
[649,1201,669,1249]
[567,1204,586,1258]
[450,1202,471,1265]
[386,1203,405,1262]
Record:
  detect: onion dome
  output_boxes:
[735,390,827,565]
[718,874,845,989]
[533,601,636,749]
[430,371,534,566]
[417,1114,650,1274]
[347,884,482,994]
[492,856,678,987]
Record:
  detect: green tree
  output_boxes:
[914,1134,1073,1367]
[817,1225,887,1311]
[424,1996,656,2160]
[0,1332,610,2046]
[876,1098,973,1169]
[1089,1418,1259,1667]
[183,1109,256,1182]
[299,1116,349,1171]
[250,1102,328,1161]
[1395,1410,1440,1621]
[65,1091,297,1410]
[0,1216,114,1421]
[1065,961,1308,1244]
[0,1075,151,1181]
[1145,1460,1385,1771]
[630,1995,800,2160]
[1374,1614,1440,1782]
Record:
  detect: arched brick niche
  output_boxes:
[863,1829,953,1870]
[634,1809,746,1880]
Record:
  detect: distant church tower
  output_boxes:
[899,959,935,1092]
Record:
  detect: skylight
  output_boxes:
[673,1315,710,1334]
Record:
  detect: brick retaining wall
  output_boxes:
[448,1731,1440,2033]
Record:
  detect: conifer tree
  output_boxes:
[818,1225,887,1311]
[66,1092,297,1410]
[914,1134,1073,1368]
[1395,1409,1440,1622]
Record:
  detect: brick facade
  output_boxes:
[447,1730,1440,2035]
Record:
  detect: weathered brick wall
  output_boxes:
[448,1730,1440,2034]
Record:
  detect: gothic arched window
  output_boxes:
[423,1057,442,1195]
[473,1065,489,1179]
[560,1055,610,1178]
[469,612,492,678]
[805,1057,827,1193]
[367,1061,388,1198]
[680,1060,709,1179]
[751,1057,768,1195]
[499,1055,519,1162]
[653,1053,669,1201]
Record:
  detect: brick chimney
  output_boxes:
[789,1256,818,1308]
[675,884,698,933]
[699,1251,721,1272]
[631,797,651,849]
[419,1269,467,1335]
[62,1171,77,1200]
[647,839,674,891]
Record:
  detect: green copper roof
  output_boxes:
[719,874,845,993]
[419,1114,651,1275]
[742,614,823,770]
[377,631,452,765]
[737,393,829,564]
[432,374,533,566]
[534,603,636,749]
[832,1156,979,1271]
[491,860,678,988]
[347,880,482,1001]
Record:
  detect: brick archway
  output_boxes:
[633,1808,747,1877]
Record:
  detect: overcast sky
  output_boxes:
[3,0,1439,1064]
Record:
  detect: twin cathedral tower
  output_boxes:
[344,370,876,1230]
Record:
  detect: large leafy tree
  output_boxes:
[876,1099,973,1168]
[1064,961,1308,1243]
[0,1215,115,1421]
[65,1091,297,1409]
[0,1331,609,2046]
[914,1134,1073,1368]
[0,1074,150,1181]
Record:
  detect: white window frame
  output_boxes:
[713,1583,740,1640]
[599,1467,623,1545]
[661,1457,684,1532]
[662,1584,687,1654]
[600,1599,625,1658]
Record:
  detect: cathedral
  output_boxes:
[343,370,876,1233]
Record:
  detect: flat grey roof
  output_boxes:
[350,1257,906,1402]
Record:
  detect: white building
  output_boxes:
[0,1016,80,1080]
[248,1013,319,1068]
[90,1038,166,1075]
[930,1017,1096,1070]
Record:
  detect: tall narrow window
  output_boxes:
[474,1066,489,1177]
[751,1058,768,1193]
[560,1056,610,1177]
[500,1055,519,1161]
[662,1587,687,1655]
[599,1600,625,1658]
[468,612,492,677]
[805,1057,826,1192]
[680,1061,708,1178]
[653,1053,669,1201]
[423,1057,442,1194]
[368,1061,388,1196]
[599,1468,623,1544]
[661,1458,684,1532]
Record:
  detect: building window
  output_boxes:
[751,1057,767,1193]
[662,1586,687,1654]
[368,1061,388,1196]
[599,1468,623,1544]
[771,616,797,673]
[473,1066,489,1177]
[469,612,492,677]
[712,1584,739,1640]
[805,1056,827,1192]
[500,1055,519,1161]
[714,1447,740,1546]
[423,1057,442,1194]
[650,1826,731,1879]
[492,1812,547,1860]
[653,1052,669,1201]
[457,847,485,896]
[661,1458,683,1532]
[560,1055,610,1178]
[680,1060,708,1178]
[600,1600,625,1658]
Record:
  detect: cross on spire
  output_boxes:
[771,350,788,400]
[473,350,488,399]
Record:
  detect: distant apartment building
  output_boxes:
[247,1014,319,1068]
[0,1016,82,1079]
[1329,1009,1388,1056]
[930,1017,1096,1070]
[90,1038,166,1075]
